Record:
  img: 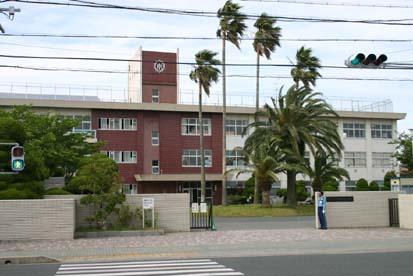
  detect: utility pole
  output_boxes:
[0,6,21,33]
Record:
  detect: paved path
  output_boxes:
[53,259,244,276]
[1,227,413,262]
[215,216,314,231]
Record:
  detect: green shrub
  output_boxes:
[323,181,339,191]
[116,205,133,228]
[296,181,309,201]
[45,187,72,195]
[0,181,8,191]
[369,181,379,191]
[383,171,396,191]
[227,194,246,204]
[0,188,40,199]
[356,178,369,191]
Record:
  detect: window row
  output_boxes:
[182,149,212,167]
[344,152,393,168]
[343,122,393,139]
[98,118,137,130]
[102,151,137,163]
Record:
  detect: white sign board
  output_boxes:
[191,203,199,213]
[200,202,208,213]
[143,198,154,210]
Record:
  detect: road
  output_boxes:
[1,251,413,276]
[215,216,314,230]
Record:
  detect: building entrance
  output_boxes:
[181,182,213,204]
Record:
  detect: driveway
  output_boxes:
[214,216,314,231]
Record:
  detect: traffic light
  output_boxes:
[345,53,387,68]
[11,146,24,172]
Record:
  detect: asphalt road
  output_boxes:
[2,251,413,276]
[215,216,314,230]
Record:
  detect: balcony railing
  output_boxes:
[0,82,393,113]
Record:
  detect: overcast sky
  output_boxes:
[0,0,412,131]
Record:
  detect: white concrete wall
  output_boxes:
[315,191,399,228]
[128,48,142,103]
[398,194,413,229]
[0,199,75,240]
[46,193,190,232]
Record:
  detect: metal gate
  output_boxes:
[389,198,399,227]
[190,203,213,230]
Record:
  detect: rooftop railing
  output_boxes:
[0,82,393,113]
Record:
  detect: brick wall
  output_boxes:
[46,193,190,232]
[0,199,75,240]
[315,191,399,228]
[92,109,143,183]
[159,112,223,174]
[399,194,413,229]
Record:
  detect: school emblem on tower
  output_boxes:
[154,60,166,73]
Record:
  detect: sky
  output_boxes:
[0,0,412,132]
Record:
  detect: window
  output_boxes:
[102,151,137,163]
[152,160,160,174]
[98,118,136,130]
[152,88,159,103]
[73,115,91,132]
[345,180,356,191]
[371,122,393,139]
[181,118,211,135]
[123,118,137,130]
[152,130,159,146]
[344,152,366,168]
[226,148,247,166]
[182,149,212,167]
[373,152,393,168]
[225,119,248,136]
[343,122,365,138]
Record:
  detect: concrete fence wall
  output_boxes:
[0,199,75,240]
[46,193,190,232]
[398,194,413,229]
[316,191,399,228]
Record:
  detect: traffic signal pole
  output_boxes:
[0,6,21,33]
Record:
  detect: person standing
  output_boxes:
[317,191,327,230]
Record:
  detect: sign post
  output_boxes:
[142,197,155,229]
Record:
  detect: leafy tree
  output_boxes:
[242,176,255,203]
[70,154,125,229]
[190,49,221,203]
[369,181,379,191]
[217,0,247,205]
[291,46,322,88]
[393,133,413,175]
[356,178,369,191]
[305,151,349,192]
[250,85,343,206]
[323,180,339,191]
[383,170,397,191]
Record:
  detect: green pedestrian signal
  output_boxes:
[11,146,25,172]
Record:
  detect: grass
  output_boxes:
[213,204,315,217]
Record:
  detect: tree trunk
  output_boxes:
[286,170,297,206]
[222,37,227,206]
[199,82,206,203]
[253,52,260,204]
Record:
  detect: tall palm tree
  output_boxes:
[304,151,349,192]
[252,12,281,204]
[217,0,247,205]
[190,50,221,203]
[291,46,321,88]
[252,85,343,206]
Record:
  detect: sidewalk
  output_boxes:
[1,227,413,263]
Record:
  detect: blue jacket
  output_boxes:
[317,195,327,211]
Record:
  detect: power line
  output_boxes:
[2,33,413,43]
[2,64,413,81]
[240,0,413,9]
[3,0,413,25]
[2,54,413,69]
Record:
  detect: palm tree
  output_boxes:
[291,46,321,88]
[252,12,281,204]
[304,151,349,192]
[252,85,343,206]
[217,0,247,205]
[189,50,221,203]
[227,130,298,207]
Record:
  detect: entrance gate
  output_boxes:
[190,203,213,230]
[389,198,399,227]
